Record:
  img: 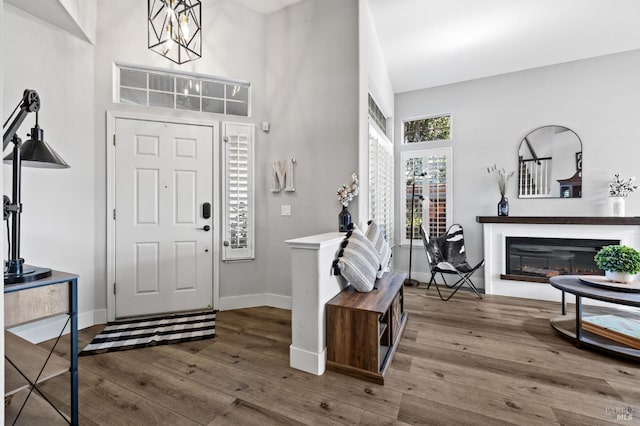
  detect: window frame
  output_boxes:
[400,147,453,246]
[115,63,251,117]
[222,121,255,261]
[402,113,452,145]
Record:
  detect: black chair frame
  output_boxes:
[420,224,484,301]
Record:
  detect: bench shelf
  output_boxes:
[325,272,407,384]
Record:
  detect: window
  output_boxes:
[401,148,452,244]
[117,65,250,117]
[368,94,387,135]
[368,122,394,246]
[403,114,451,143]
[222,122,255,260]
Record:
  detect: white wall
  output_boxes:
[92,0,269,311]
[2,5,97,323]
[2,0,363,328]
[1,0,5,414]
[394,49,640,287]
[263,0,360,301]
[358,0,394,220]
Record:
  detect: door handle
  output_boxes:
[198,225,211,232]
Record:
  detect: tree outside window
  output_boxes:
[404,114,451,144]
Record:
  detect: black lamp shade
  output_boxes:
[4,125,69,168]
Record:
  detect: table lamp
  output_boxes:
[2,89,70,284]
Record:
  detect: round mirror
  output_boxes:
[518,125,582,198]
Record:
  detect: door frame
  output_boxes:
[106,111,220,322]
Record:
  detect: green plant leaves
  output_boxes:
[594,245,640,274]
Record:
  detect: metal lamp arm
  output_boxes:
[3,89,40,151]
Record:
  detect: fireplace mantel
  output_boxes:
[477,216,640,225]
[477,217,640,302]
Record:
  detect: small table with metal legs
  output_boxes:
[549,275,640,361]
[4,270,78,425]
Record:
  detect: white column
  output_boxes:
[285,232,348,375]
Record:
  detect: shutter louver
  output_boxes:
[223,122,254,260]
[368,123,394,246]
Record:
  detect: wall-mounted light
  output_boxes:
[148,0,202,65]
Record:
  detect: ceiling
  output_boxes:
[9,0,640,95]
[239,0,640,94]
[232,0,304,15]
[367,0,640,93]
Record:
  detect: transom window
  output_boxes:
[117,65,250,117]
[368,94,387,135]
[403,114,451,143]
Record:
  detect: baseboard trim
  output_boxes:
[219,293,292,311]
[94,309,108,325]
[9,309,98,344]
[402,271,486,290]
[218,294,267,311]
[7,294,292,343]
[290,344,326,375]
[265,293,292,310]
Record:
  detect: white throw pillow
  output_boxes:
[365,220,392,278]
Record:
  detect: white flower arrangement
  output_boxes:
[609,173,638,197]
[487,164,515,196]
[337,173,359,207]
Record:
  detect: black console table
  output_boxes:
[4,270,78,425]
[549,275,640,361]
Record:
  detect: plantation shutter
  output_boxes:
[368,122,394,246]
[401,147,452,244]
[222,122,254,260]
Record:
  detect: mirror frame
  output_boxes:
[517,125,583,199]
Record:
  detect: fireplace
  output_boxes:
[477,216,640,301]
[503,237,619,282]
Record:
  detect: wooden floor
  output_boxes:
[16,286,640,425]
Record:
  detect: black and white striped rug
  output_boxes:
[80,310,216,356]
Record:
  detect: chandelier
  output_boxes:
[148,0,202,64]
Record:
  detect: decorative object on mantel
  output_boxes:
[594,245,640,284]
[608,173,637,217]
[148,0,202,64]
[271,158,296,192]
[337,173,359,232]
[487,164,514,216]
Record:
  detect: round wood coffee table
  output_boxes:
[549,275,640,361]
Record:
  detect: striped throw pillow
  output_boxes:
[334,224,381,292]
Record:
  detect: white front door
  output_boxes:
[114,118,214,318]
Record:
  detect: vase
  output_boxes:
[609,196,625,217]
[605,270,635,284]
[338,206,351,232]
[497,195,509,216]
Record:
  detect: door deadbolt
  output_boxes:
[202,202,211,219]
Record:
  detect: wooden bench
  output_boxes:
[325,272,407,384]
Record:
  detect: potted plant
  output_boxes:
[336,173,359,232]
[487,164,515,216]
[594,245,640,283]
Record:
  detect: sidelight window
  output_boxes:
[222,122,255,260]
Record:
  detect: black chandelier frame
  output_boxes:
[148,0,202,65]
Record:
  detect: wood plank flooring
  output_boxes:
[14,286,640,425]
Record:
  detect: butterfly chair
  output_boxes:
[419,224,484,301]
